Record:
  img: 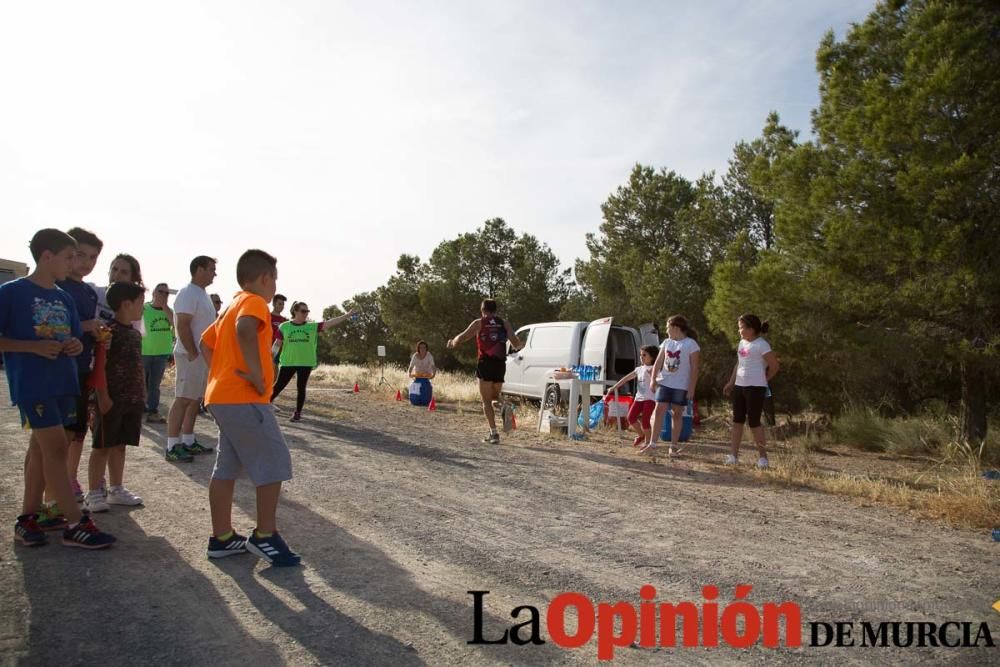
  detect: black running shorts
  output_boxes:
[476,356,506,383]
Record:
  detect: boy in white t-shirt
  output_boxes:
[722,314,780,468]
[644,315,701,455]
[604,345,659,447]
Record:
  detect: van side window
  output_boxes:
[509,327,531,353]
[528,326,566,350]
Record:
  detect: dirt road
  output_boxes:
[1,378,997,665]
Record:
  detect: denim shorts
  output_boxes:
[655,386,688,406]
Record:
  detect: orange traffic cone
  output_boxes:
[395,389,402,401]
[353,382,360,393]
[428,397,437,411]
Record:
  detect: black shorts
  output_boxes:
[732,385,767,427]
[476,356,506,383]
[92,403,143,448]
[67,375,92,438]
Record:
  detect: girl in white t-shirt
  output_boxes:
[644,315,701,455]
[722,314,780,468]
[603,345,660,447]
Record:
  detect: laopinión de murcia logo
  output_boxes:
[468,586,997,660]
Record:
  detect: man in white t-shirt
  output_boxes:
[165,256,218,462]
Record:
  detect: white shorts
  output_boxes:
[175,353,208,400]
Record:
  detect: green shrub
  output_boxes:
[831,407,890,451]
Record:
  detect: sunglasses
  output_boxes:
[155,290,169,295]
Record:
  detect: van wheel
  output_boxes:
[542,384,564,416]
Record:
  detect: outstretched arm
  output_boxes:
[321,308,356,328]
[447,319,480,349]
[604,369,637,397]
[503,320,523,351]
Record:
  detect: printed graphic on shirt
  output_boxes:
[32,297,73,341]
[665,349,681,373]
[739,347,751,358]
[286,329,312,344]
[477,316,507,359]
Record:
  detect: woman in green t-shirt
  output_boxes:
[270,301,355,422]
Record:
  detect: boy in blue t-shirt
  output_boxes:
[55,227,104,506]
[0,229,116,550]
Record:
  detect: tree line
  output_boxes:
[317,1,999,440]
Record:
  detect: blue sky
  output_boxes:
[1,0,875,315]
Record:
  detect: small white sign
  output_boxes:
[377,345,386,357]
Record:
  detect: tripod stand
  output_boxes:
[375,357,392,390]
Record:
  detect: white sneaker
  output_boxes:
[107,486,144,506]
[756,457,769,469]
[84,490,110,513]
[638,442,658,454]
[723,454,739,465]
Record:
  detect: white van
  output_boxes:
[503,317,660,407]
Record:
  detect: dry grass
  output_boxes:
[762,433,1000,531]
[311,363,482,403]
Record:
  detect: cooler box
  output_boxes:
[660,401,694,442]
[604,395,634,427]
[408,378,432,406]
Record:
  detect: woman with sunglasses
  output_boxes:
[271,301,355,421]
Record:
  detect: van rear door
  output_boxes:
[581,317,613,396]
[639,323,660,346]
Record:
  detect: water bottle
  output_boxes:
[993,528,1000,542]
[983,470,1000,480]
[596,365,602,379]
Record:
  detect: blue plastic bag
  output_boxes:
[578,400,605,429]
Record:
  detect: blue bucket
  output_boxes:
[660,401,694,442]
[409,378,432,406]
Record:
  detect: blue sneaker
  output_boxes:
[14,514,47,546]
[62,515,116,550]
[207,532,248,559]
[246,530,300,567]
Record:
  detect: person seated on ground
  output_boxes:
[408,340,436,379]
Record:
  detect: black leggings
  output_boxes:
[732,385,767,427]
[272,366,313,413]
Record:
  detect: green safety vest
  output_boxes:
[278,321,320,368]
[142,303,174,356]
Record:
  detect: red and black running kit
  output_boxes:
[476,315,508,383]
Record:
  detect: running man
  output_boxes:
[447,299,522,444]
